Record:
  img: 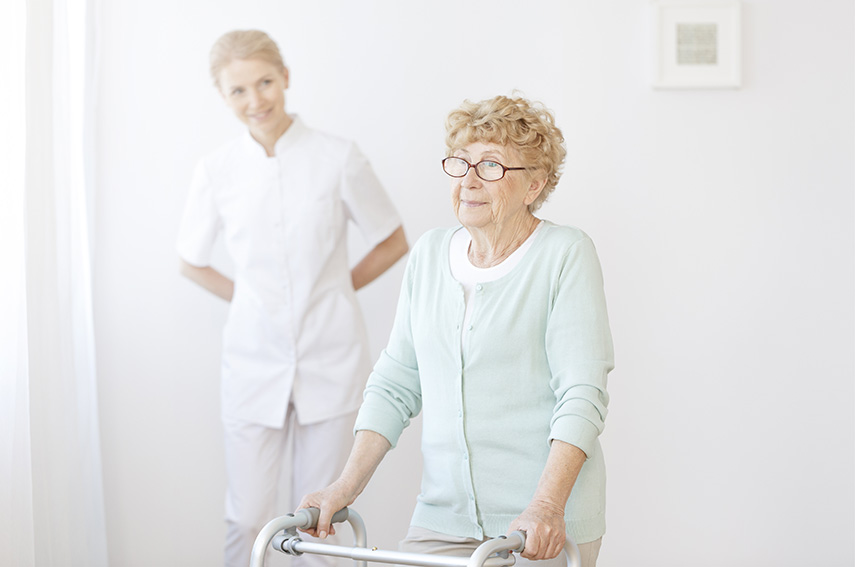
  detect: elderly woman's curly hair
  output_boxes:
[445,95,566,212]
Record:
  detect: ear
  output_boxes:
[524,177,548,206]
[282,66,290,89]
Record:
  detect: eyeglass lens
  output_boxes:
[443,157,506,181]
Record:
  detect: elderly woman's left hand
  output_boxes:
[508,499,567,560]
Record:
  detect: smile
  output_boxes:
[249,109,272,121]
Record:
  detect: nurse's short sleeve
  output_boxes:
[341,143,401,247]
[176,160,222,267]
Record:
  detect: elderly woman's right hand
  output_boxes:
[298,430,392,538]
[297,479,359,539]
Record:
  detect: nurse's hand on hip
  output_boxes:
[178,259,234,301]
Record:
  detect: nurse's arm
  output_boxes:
[508,440,586,560]
[178,258,234,301]
[351,226,408,291]
[297,429,391,539]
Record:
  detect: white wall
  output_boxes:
[93,1,854,566]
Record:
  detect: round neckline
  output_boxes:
[465,219,544,269]
[444,220,551,287]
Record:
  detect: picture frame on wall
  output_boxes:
[651,0,742,89]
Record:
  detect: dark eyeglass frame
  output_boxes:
[441,157,526,182]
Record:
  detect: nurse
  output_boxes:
[176,29,408,567]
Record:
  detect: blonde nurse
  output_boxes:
[176,30,408,567]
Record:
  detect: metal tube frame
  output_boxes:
[250,508,580,567]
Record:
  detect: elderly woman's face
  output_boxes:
[450,142,545,231]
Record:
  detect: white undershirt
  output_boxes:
[449,221,544,351]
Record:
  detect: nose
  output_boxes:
[461,164,482,187]
[247,89,262,110]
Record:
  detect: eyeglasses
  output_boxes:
[441,157,526,182]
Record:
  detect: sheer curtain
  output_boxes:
[0,0,108,564]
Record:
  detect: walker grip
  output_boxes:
[505,530,526,552]
[300,506,350,529]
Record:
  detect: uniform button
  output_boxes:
[468,325,473,331]
[476,284,483,291]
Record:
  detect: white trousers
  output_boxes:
[223,406,357,567]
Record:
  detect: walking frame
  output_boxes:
[250,507,581,567]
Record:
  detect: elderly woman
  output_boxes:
[177,30,408,567]
[300,95,613,567]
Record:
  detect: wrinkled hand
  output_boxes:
[508,500,566,561]
[297,479,357,539]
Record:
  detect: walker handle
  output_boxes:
[465,531,525,567]
[489,530,580,567]
[250,506,366,567]
[301,506,351,529]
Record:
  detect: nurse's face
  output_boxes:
[218,58,290,140]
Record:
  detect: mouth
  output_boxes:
[248,109,272,121]
[460,199,487,208]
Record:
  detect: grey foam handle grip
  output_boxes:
[300,507,350,529]
[506,530,526,552]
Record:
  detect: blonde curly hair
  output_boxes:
[445,95,566,212]
[209,30,286,88]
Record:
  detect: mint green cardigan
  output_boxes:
[354,221,614,544]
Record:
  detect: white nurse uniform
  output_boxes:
[177,115,401,567]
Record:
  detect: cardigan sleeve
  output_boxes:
[545,236,614,458]
[353,242,423,448]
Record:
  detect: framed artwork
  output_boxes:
[651,1,742,89]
